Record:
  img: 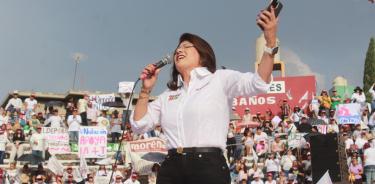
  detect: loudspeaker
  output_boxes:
[310,133,341,183]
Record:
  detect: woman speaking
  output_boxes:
[131,7,279,184]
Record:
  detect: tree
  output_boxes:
[363,37,375,102]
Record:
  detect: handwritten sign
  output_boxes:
[89,94,115,110]
[79,126,107,158]
[336,103,361,124]
[42,127,70,154]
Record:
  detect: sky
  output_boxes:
[0,0,374,98]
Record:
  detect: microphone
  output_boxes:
[141,54,173,80]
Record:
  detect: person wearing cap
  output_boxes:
[351,86,366,107]
[317,109,329,124]
[265,172,276,184]
[319,90,331,113]
[264,153,280,180]
[29,125,45,164]
[5,90,23,113]
[24,93,38,120]
[132,10,278,183]
[330,89,341,110]
[44,109,64,128]
[279,99,291,121]
[29,112,41,133]
[250,172,264,184]
[0,129,10,164]
[327,118,339,133]
[123,173,140,184]
[78,93,89,126]
[290,106,303,126]
[67,109,82,143]
[243,107,252,126]
[63,165,82,183]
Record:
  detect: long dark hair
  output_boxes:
[167,33,216,90]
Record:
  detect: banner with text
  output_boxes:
[89,93,115,110]
[42,127,70,154]
[124,138,167,175]
[336,103,361,124]
[79,126,107,158]
[233,76,316,117]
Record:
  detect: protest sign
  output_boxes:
[79,126,107,158]
[336,103,361,124]
[118,81,135,93]
[95,176,111,184]
[128,137,168,153]
[288,133,307,149]
[89,93,115,110]
[124,138,167,175]
[42,127,70,154]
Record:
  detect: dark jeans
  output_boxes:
[80,112,87,126]
[32,150,43,165]
[111,132,121,143]
[157,151,230,184]
[226,137,236,160]
[0,151,5,164]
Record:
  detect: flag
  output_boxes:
[317,170,333,184]
[47,155,64,175]
[298,91,309,104]
[79,157,88,179]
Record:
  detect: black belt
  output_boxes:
[168,147,222,155]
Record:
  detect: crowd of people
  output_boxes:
[0,83,374,183]
[226,84,375,184]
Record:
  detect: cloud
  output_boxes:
[281,48,326,90]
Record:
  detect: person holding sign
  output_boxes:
[131,5,279,184]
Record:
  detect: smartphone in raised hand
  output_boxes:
[267,0,283,17]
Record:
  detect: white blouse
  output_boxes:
[131,67,270,150]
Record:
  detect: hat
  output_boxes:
[36,175,43,179]
[31,93,36,97]
[256,111,261,114]
[116,174,123,178]
[13,90,19,94]
[283,99,287,102]
[30,112,36,116]
[245,108,250,111]
[354,86,363,92]
[330,109,335,112]
[332,89,337,92]
[307,152,311,156]
[232,107,236,110]
[267,173,273,177]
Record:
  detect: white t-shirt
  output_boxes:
[45,115,63,128]
[265,180,277,184]
[24,98,37,110]
[30,133,44,151]
[364,147,375,166]
[254,132,268,143]
[281,155,296,171]
[123,178,140,184]
[78,99,88,113]
[6,98,23,110]
[345,138,354,150]
[251,180,264,184]
[355,137,368,149]
[0,115,9,126]
[67,115,82,131]
[265,158,280,172]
